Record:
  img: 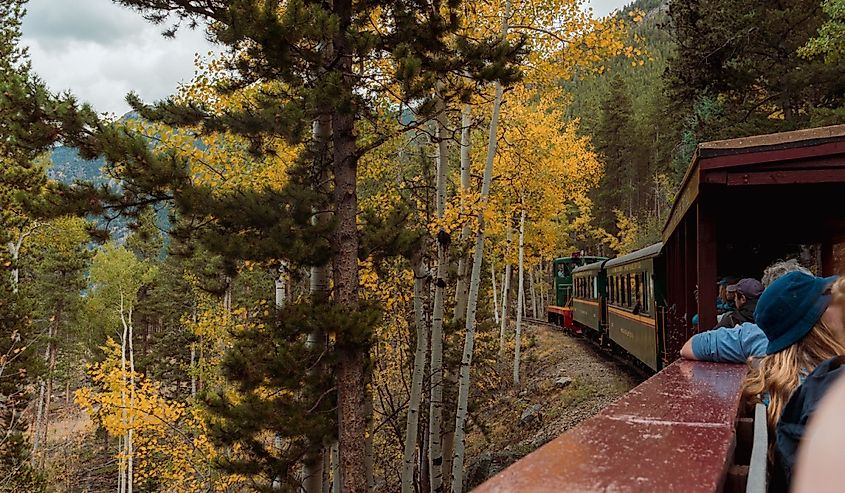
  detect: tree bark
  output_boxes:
[529,265,538,319]
[401,259,430,493]
[331,11,368,481]
[119,294,129,493]
[491,259,499,325]
[453,105,473,321]
[498,227,512,363]
[428,91,450,493]
[126,305,135,493]
[513,211,526,388]
[304,111,332,493]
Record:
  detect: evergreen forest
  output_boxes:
[1,0,845,491]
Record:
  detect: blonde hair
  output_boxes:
[833,277,845,306]
[744,321,845,434]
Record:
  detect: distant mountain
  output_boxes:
[47,146,107,184]
[47,111,169,242]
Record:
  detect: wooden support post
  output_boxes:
[697,195,718,331]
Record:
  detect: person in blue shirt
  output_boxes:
[680,260,811,363]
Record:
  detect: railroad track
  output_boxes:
[523,317,652,381]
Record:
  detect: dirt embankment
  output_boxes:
[464,321,643,489]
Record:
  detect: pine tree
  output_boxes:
[665,0,845,138]
[592,74,634,236]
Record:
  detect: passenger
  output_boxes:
[713,278,763,328]
[680,261,810,363]
[743,272,845,492]
[765,277,845,491]
[716,276,738,314]
[792,297,845,492]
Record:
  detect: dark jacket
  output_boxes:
[772,355,845,493]
[713,298,758,328]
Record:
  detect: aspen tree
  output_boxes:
[513,210,526,387]
[428,89,451,493]
[498,226,513,363]
[401,256,430,493]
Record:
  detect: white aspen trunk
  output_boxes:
[529,266,538,319]
[119,294,129,493]
[190,305,198,399]
[454,105,473,321]
[304,113,331,493]
[223,276,233,314]
[125,305,135,493]
[190,345,196,398]
[452,5,511,489]
[498,227,513,362]
[31,331,50,462]
[401,260,430,493]
[274,264,287,309]
[513,211,526,388]
[7,240,19,294]
[491,260,499,325]
[118,435,125,493]
[7,223,36,294]
[429,92,450,493]
[272,264,289,491]
[38,324,57,469]
[331,442,340,493]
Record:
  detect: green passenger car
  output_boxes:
[604,243,666,370]
[571,260,608,334]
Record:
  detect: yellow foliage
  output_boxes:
[75,338,241,491]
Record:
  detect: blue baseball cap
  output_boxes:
[755,272,838,354]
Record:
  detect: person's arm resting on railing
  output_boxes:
[680,322,767,363]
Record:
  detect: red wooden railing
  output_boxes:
[473,360,749,493]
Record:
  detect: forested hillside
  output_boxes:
[2,0,845,492]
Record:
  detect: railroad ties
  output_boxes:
[472,360,751,493]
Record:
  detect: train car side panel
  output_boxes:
[607,307,659,370]
[573,298,600,331]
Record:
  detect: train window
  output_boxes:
[609,276,614,304]
[620,275,626,307]
[618,276,624,305]
[592,276,597,299]
[639,272,649,313]
[613,276,618,304]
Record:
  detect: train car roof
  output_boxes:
[572,260,607,274]
[605,242,663,269]
[552,256,606,263]
[663,124,845,242]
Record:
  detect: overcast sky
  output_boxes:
[21,0,631,116]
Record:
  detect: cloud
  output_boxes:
[19,0,629,115]
[21,0,215,116]
[586,0,630,17]
[23,0,143,48]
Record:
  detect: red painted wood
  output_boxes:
[700,141,845,171]
[472,360,748,493]
[697,194,718,331]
